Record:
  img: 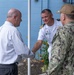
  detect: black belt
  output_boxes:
[0,63,18,68]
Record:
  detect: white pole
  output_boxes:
[28,0,31,75]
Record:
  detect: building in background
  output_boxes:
[0,0,73,59]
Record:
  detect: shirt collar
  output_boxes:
[4,21,14,26]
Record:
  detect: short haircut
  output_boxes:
[41,9,52,14]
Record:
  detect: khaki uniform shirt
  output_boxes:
[48,22,74,75]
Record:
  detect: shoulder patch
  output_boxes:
[40,24,45,29]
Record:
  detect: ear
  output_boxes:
[50,13,53,17]
[62,13,65,20]
[63,14,66,20]
[14,15,17,20]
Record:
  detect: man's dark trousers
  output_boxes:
[0,63,18,75]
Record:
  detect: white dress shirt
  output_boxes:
[38,20,62,61]
[0,21,34,64]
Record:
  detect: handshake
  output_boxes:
[21,50,35,59]
[16,49,35,63]
[16,44,37,63]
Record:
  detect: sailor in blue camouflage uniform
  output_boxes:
[48,4,74,75]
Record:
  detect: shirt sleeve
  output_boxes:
[12,29,34,58]
[48,27,68,74]
[37,28,45,40]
